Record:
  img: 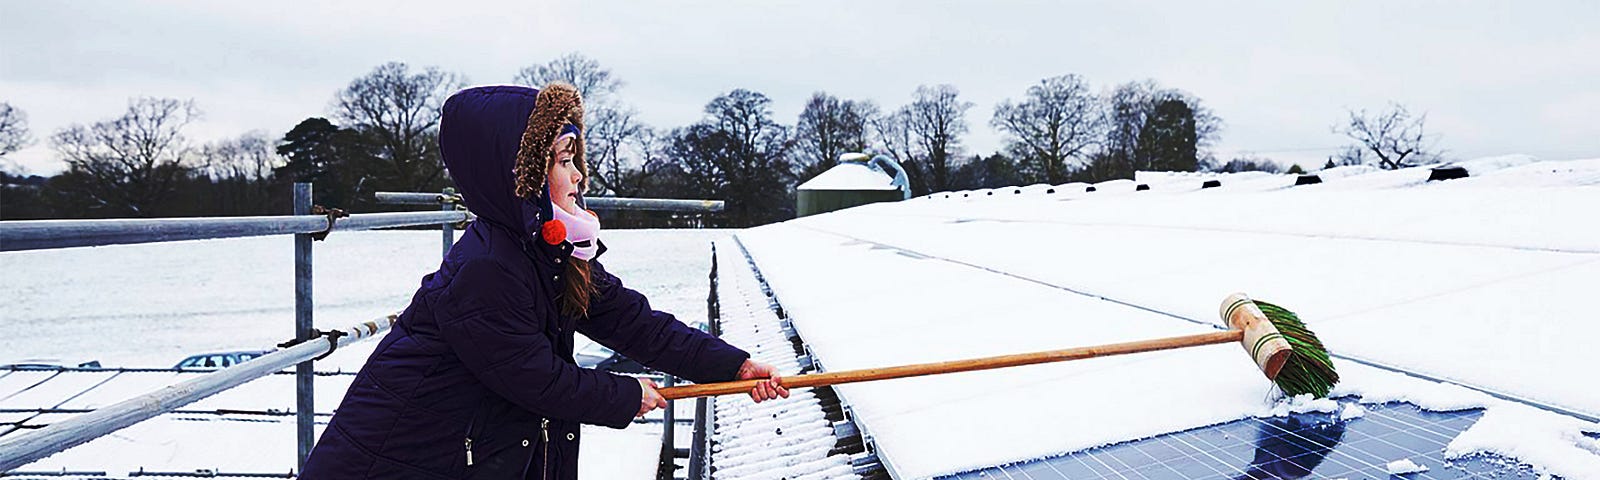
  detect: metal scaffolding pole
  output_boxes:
[585,197,725,212]
[372,191,726,213]
[373,191,458,205]
[0,211,471,252]
[293,183,315,471]
[441,187,456,258]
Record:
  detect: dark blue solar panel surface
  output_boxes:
[942,402,1549,480]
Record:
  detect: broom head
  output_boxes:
[1220,293,1339,398]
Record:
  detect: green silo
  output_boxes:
[796,153,910,217]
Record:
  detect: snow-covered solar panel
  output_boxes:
[943,402,1548,480]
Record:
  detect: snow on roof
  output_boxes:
[797,162,899,191]
[703,240,879,479]
[735,156,1600,478]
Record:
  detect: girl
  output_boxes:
[301,83,786,479]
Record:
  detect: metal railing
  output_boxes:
[0,315,395,471]
[656,244,722,480]
[0,183,465,473]
[374,192,726,213]
[0,210,471,252]
[0,185,730,475]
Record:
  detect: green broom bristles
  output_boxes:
[1253,300,1339,398]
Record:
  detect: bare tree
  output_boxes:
[1,102,30,158]
[1098,80,1222,179]
[903,84,972,193]
[0,102,31,175]
[583,104,645,195]
[515,53,647,196]
[1217,155,1284,173]
[666,89,794,227]
[199,131,282,181]
[793,92,878,181]
[992,75,1102,184]
[1335,103,1438,170]
[1326,145,1367,169]
[51,97,201,215]
[871,109,916,165]
[600,126,668,198]
[333,62,465,193]
[515,53,622,100]
[870,109,925,194]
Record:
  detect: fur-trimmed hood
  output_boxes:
[439,84,585,235]
[515,82,586,201]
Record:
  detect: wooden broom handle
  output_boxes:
[657,329,1244,400]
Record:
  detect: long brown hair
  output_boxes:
[560,259,598,319]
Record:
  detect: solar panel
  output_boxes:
[943,402,1545,480]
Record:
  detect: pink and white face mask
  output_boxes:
[550,201,601,260]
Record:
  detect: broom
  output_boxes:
[657,293,1339,400]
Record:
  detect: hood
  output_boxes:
[440,85,551,232]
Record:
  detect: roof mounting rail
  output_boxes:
[1135,184,1151,191]
[850,452,881,468]
[1201,180,1222,189]
[833,420,861,439]
[1295,174,1323,185]
[1429,166,1469,181]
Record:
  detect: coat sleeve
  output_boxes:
[436,258,642,429]
[577,261,751,384]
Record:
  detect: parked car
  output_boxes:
[573,342,651,374]
[173,350,273,370]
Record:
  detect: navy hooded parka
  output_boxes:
[299,85,750,480]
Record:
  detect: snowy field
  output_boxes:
[738,157,1600,479]
[1,228,728,479]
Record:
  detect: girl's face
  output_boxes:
[547,133,583,214]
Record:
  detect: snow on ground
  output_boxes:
[737,158,1600,479]
[1,228,726,479]
[0,229,724,369]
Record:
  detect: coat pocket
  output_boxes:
[462,419,539,480]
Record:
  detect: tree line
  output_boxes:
[0,54,1442,227]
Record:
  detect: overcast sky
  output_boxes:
[2,0,1596,176]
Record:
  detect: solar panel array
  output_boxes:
[942,402,1545,480]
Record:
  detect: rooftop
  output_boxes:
[733,156,1600,478]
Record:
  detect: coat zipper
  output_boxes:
[465,409,481,468]
[540,418,551,479]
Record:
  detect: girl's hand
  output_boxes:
[736,359,790,402]
[637,378,668,417]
